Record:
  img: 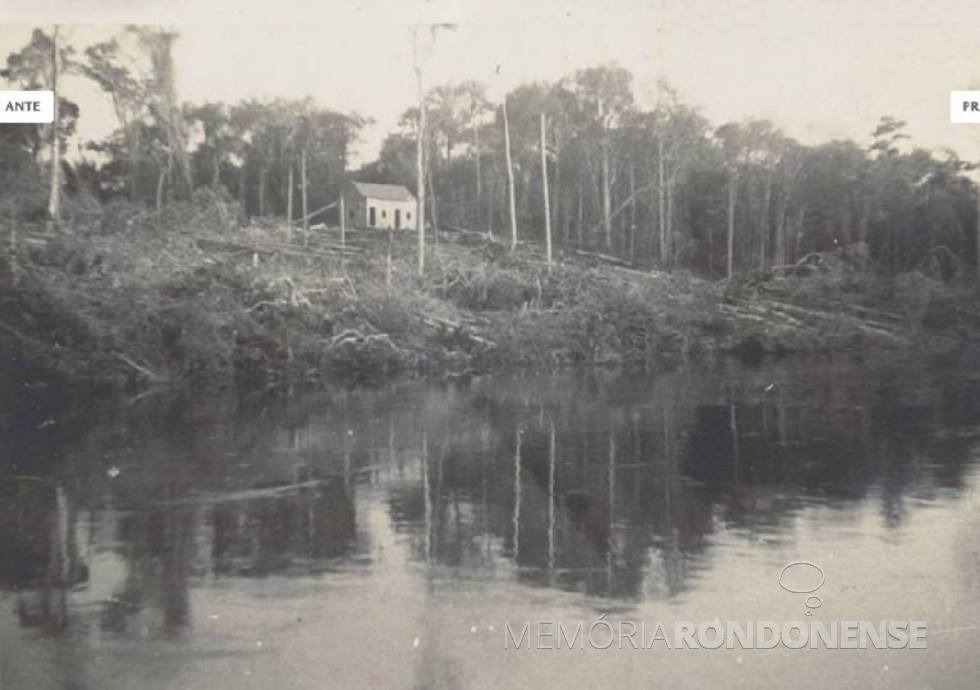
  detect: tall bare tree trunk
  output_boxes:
[540,113,552,272]
[503,96,518,252]
[140,30,192,197]
[126,124,139,202]
[474,124,481,198]
[774,192,787,275]
[238,158,247,214]
[166,154,173,204]
[155,165,165,219]
[301,149,309,247]
[47,26,60,225]
[629,157,636,263]
[409,24,455,270]
[427,161,439,249]
[760,174,772,270]
[726,173,736,279]
[601,127,612,248]
[657,135,666,265]
[473,121,483,233]
[258,167,266,217]
[339,190,346,266]
[415,63,426,275]
[794,204,807,265]
[520,169,531,234]
[554,139,563,244]
[286,163,294,243]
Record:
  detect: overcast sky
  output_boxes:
[4,0,980,166]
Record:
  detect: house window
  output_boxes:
[406,212,412,220]
[382,210,387,218]
[349,209,355,219]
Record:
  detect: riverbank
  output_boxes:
[2,193,978,398]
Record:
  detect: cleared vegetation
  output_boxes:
[2,191,977,397]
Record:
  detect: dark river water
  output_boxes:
[2,355,980,688]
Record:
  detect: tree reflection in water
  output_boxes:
[2,356,979,638]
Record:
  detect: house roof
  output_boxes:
[351,182,416,202]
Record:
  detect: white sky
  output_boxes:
[3,0,980,166]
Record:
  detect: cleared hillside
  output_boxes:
[1,193,976,397]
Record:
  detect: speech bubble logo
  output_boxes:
[778,561,825,616]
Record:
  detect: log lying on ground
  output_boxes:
[759,292,905,324]
[114,353,165,383]
[420,314,496,348]
[572,248,634,267]
[329,329,397,349]
[720,295,912,351]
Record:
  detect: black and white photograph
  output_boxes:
[1,1,980,687]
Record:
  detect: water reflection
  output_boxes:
[0,479,87,632]
[2,356,980,685]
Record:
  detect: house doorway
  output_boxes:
[394,209,401,230]
[369,207,376,227]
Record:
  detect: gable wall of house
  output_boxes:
[342,189,369,228]
[344,188,416,230]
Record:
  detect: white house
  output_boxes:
[343,182,417,231]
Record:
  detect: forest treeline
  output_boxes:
[3,25,980,280]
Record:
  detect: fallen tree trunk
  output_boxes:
[572,249,633,267]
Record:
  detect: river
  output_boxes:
[2,355,979,688]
